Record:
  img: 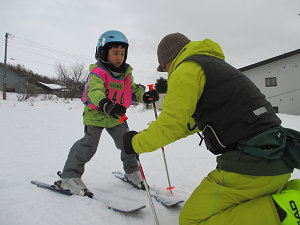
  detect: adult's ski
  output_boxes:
[31,180,146,213]
[112,171,185,207]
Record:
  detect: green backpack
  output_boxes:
[237,127,300,169]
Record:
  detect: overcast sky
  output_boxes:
[0,0,299,84]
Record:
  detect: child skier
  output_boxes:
[55,30,159,197]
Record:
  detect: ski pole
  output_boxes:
[147,84,175,195]
[136,157,160,225]
[125,115,159,224]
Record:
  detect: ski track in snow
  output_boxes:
[1,93,300,225]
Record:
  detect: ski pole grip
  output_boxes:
[147,84,155,101]
[147,84,154,91]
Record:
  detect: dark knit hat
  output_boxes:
[157,33,190,72]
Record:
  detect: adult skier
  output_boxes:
[123,32,300,225]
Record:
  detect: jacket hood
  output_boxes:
[168,39,225,77]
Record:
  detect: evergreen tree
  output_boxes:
[154,77,167,93]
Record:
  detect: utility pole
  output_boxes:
[2,33,8,100]
[2,33,14,100]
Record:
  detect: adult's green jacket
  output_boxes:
[132,39,225,153]
[132,39,292,176]
[83,63,145,128]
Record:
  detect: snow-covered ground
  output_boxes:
[1,93,300,225]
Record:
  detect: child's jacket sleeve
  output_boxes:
[130,74,144,103]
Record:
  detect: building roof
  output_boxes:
[0,63,52,91]
[30,80,52,91]
[40,82,65,90]
[239,48,300,72]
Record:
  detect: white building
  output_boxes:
[239,49,300,115]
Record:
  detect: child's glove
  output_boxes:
[98,98,126,119]
[123,131,139,156]
[143,89,159,104]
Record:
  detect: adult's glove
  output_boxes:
[98,98,126,119]
[143,89,159,104]
[123,131,138,155]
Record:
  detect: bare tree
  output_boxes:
[15,81,35,101]
[56,63,71,87]
[56,63,87,89]
[71,63,87,90]
[55,63,87,99]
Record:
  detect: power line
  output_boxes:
[2,33,93,73]
[11,35,91,61]
[7,44,85,65]
[8,57,61,67]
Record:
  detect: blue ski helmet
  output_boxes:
[95,30,129,61]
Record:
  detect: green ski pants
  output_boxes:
[179,169,291,225]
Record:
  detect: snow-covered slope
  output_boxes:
[1,94,300,225]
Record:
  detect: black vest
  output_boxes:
[179,55,281,153]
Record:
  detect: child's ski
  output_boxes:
[112,171,185,207]
[31,180,146,213]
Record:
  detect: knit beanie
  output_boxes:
[157,33,190,72]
